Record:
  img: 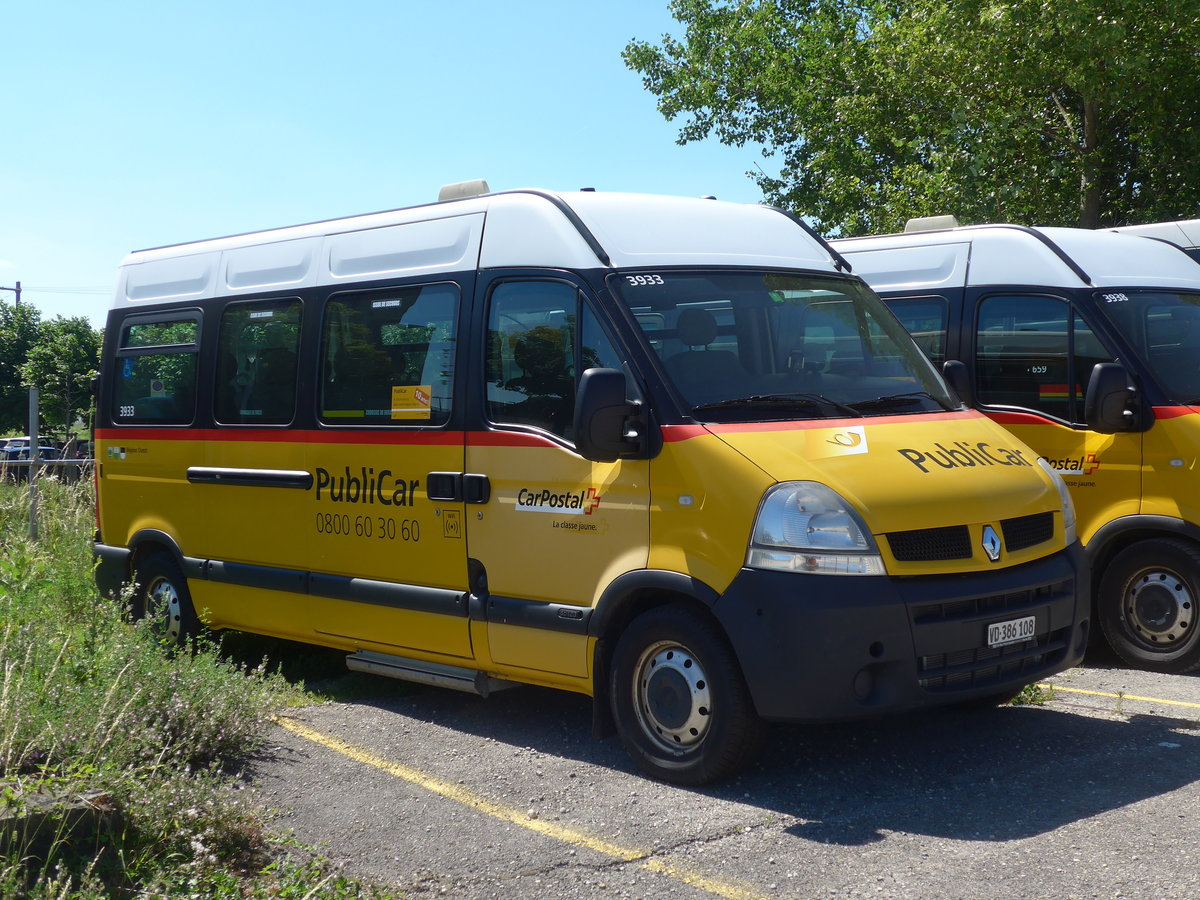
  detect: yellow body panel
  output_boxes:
[997,416,1141,547]
[662,411,1066,579]
[97,407,1066,691]
[1141,410,1200,524]
[464,435,649,679]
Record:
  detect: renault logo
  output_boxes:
[982,525,1002,562]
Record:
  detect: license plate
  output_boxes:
[987,615,1037,648]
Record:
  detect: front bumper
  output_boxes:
[712,542,1089,721]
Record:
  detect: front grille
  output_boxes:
[1001,512,1054,552]
[887,511,1055,563]
[912,579,1074,692]
[886,525,972,561]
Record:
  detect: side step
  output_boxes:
[345,650,516,698]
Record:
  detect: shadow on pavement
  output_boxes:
[335,682,1200,847]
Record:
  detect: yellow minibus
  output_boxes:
[94,185,1088,783]
[835,222,1200,674]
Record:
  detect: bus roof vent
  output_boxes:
[438,179,491,202]
[904,215,960,233]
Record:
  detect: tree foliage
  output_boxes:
[18,316,102,442]
[0,303,43,434]
[625,0,1200,233]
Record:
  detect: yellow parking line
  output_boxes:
[277,717,773,900]
[1041,684,1200,711]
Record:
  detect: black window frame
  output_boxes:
[316,281,461,429]
[111,309,203,427]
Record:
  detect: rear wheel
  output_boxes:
[1098,538,1200,673]
[134,551,200,647]
[610,603,764,785]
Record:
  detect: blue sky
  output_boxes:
[1,1,772,329]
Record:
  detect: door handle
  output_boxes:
[463,473,491,504]
[426,472,490,504]
[426,472,462,502]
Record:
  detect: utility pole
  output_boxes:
[28,387,39,540]
[0,281,20,306]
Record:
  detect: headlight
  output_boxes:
[1036,458,1078,545]
[746,482,886,576]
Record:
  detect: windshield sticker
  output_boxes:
[624,274,666,287]
[391,385,432,420]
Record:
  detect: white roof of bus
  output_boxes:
[1108,219,1200,249]
[831,225,1200,292]
[112,190,839,307]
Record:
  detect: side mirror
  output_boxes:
[1084,362,1148,433]
[941,359,973,408]
[574,368,642,462]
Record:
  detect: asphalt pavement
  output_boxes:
[250,651,1200,899]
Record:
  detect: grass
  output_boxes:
[1010,682,1055,706]
[0,476,398,898]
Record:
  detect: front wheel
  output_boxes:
[134,551,200,647]
[610,603,764,785]
[1098,538,1200,673]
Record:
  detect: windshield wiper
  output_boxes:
[847,390,954,413]
[691,393,864,417]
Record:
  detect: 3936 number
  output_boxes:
[315,513,420,542]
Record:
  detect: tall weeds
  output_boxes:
[0,478,390,898]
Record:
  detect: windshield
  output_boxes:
[608,270,955,421]
[1093,290,1200,404]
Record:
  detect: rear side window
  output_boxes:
[320,284,458,426]
[112,315,200,425]
[885,296,949,366]
[215,299,302,425]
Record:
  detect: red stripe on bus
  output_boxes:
[987,406,1200,425]
[95,427,464,446]
[662,409,983,441]
[466,431,562,448]
[1154,406,1200,419]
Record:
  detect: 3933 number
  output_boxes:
[625,274,665,287]
[315,513,420,542]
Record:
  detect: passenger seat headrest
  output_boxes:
[676,308,718,348]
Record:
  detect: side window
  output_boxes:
[320,283,458,426]
[215,299,301,425]
[113,315,200,425]
[885,296,949,366]
[485,281,622,440]
[975,295,1112,424]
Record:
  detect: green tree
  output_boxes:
[20,316,102,443]
[0,302,43,435]
[625,0,1200,233]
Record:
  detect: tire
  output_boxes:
[134,551,200,647]
[609,603,764,785]
[1098,538,1200,673]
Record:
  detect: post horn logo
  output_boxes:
[827,431,863,448]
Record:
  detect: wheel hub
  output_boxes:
[149,578,183,643]
[1127,570,1193,645]
[634,642,712,752]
